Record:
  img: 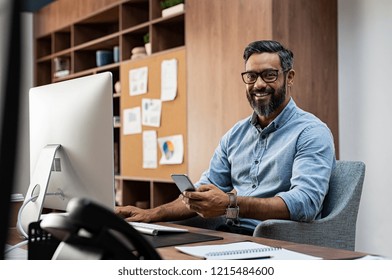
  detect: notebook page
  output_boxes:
[175,241,321,260]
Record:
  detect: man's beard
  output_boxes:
[246,84,286,117]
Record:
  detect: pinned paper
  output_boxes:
[123,107,142,135]
[161,59,177,101]
[158,135,183,165]
[143,130,158,169]
[142,98,162,127]
[129,66,148,96]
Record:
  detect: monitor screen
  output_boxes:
[19,72,115,235]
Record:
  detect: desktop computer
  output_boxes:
[18,72,116,237]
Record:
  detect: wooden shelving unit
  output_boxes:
[33,0,187,207]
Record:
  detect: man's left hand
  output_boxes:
[181,184,229,218]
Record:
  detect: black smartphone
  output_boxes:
[171,174,196,192]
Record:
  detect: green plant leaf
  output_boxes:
[160,0,184,9]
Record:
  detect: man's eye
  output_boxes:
[247,73,257,79]
[265,71,277,78]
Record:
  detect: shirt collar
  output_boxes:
[250,98,297,132]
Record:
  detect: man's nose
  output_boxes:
[253,75,268,89]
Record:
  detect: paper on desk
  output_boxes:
[175,241,321,260]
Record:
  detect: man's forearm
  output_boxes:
[237,196,290,221]
[150,196,197,222]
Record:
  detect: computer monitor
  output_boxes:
[19,72,115,235]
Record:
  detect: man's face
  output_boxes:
[244,53,292,118]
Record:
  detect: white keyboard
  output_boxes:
[128,222,188,236]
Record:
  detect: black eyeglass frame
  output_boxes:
[241,69,288,84]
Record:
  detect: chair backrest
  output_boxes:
[321,160,366,220]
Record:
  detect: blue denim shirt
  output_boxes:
[195,98,336,230]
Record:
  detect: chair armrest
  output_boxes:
[253,219,355,250]
[253,219,309,241]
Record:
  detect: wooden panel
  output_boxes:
[186,0,339,182]
[186,0,273,181]
[120,48,187,180]
[272,0,339,156]
[34,0,121,37]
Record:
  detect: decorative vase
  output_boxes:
[145,42,151,55]
[162,3,184,17]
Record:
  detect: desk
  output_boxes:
[7,224,367,260]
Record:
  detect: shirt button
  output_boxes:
[255,160,259,164]
[252,185,256,189]
[261,135,266,139]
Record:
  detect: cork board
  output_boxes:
[120,48,187,180]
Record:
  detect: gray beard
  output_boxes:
[248,86,286,118]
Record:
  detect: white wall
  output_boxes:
[339,0,392,257]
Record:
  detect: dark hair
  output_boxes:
[243,40,294,71]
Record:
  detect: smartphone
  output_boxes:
[171,174,196,193]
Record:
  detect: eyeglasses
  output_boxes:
[241,69,287,84]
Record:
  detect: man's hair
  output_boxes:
[243,40,294,71]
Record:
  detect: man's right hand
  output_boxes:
[115,196,197,223]
[115,205,153,222]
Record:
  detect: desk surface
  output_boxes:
[7,223,367,260]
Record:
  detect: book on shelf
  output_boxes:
[53,57,70,78]
[175,241,322,260]
[54,69,70,78]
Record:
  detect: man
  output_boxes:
[116,40,336,236]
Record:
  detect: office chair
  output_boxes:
[253,160,366,251]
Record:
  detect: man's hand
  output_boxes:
[115,205,153,222]
[181,184,229,218]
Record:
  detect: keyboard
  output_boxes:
[128,222,188,236]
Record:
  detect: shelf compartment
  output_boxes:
[121,0,150,29]
[36,34,52,59]
[53,54,71,80]
[151,182,181,208]
[73,33,120,52]
[121,26,149,61]
[73,42,119,73]
[53,27,71,53]
[151,13,185,53]
[36,60,52,86]
[121,180,151,207]
[73,6,120,47]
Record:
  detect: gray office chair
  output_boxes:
[253,160,366,251]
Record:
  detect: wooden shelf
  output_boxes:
[34,0,185,86]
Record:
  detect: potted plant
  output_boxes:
[160,0,184,17]
[143,33,151,55]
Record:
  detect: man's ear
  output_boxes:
[287,69,295,87]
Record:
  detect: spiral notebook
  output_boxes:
[175,241,321,260]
